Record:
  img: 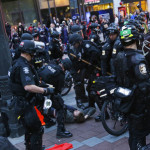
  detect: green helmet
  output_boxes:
[120,25,139,46]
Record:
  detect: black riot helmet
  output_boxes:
[136,15,145,24]
[51,31,59,39]
[142,34,150,62]
[120,25,139,46]
[69,33,83,45]
[71,25,81,34]
[61,58,72,70]
[127,19,144,33]
[140,12,145,17]
[21,33,33,41]
[90,23,99,30]
[19,40,36,54]
[107,23,119,34]
[90,34,99,43]
[51,31,60,43]
[32,32,39,38]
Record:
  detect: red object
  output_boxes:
[96,73,100,77]
[28,26,33,32]
[46,143,73,150]
[97,91,100,95]
[120,2,123,5]
[87,22,91,38]
[34,106,45,126]
[118,6,126,17]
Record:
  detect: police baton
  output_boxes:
[70,53,111,75]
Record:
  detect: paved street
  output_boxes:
[7,88,134,150]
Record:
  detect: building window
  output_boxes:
[2,0,38,26]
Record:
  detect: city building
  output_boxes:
[121,0,147,14]
[38,0,71,24]
[1,0,41,26]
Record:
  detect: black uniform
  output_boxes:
[115,49,150,150]
[37,62,72,137]
[39,32,48,44]
[10,34,21,61]
[101,37,123,76]
[89,31,102,48]
[68,40,101,107]
[49,40,63,60]
[9,56,44,150]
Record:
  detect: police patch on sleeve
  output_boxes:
[113,49,117,54]
[102,50,105,56]
[139,64,147,75]
[23,67,29,74]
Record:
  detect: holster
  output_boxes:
[13,96,29,116]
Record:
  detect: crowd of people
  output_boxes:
[3,6,150,150]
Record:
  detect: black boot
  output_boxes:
[56,125,73,138]
[56,130,73,138]
[76,99,86,109]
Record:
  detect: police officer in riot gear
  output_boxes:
[36,58,73,138]
[10,33,21,61]
[89,23,102,47]
[33,31,50,63]
[68,33,101,109]
[21,33,34,41]
[126,19,145,50]
[115,25,150,150]
[10,32,20,50]
[71,25,82,34]
[48,31,63,60]
[101,23,123,76]
[142,34,150,66]
[141,34,150,150]
[10,33,34,61]
[39,29,48,45]
[9,40,54,150]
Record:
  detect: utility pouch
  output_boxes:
[114,85,136,113]
[13,96,29,116]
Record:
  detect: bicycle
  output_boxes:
[93,76,128,136]
[61,70,73,96]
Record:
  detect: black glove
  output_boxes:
[43,88,55,96]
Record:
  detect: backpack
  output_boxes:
[114,51,136,113]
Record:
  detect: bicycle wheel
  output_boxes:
[101,100,128,136]
[61,71,73,96]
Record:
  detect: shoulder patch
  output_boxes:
[23,67,29,74]
[139,64,147,75]
[113,48,117,54]
[102,50,105,56]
